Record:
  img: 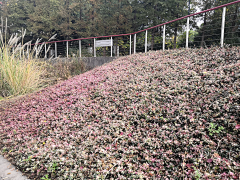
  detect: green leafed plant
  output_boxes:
[23,155,32,162]
[208,123,225,136]
[48,162,58,173]
[2,148,7,153]
[41,174,51,180]
[192,166,202,180]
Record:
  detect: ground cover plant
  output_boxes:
[0,47,239,179]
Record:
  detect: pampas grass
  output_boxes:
[0,18,56,97]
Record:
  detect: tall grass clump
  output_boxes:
[0,19,55,97]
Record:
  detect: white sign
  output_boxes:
[95,39,113,47]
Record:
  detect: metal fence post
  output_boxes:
[130,35,131,55]
[163,25,166,51]
[35,46,37,59]
[55,42,57,58]
[186,17,190,48]
[94,38,96,57]
[221,7,226,48]
[111,37,113,57]
[45,43,47,58]
[27,45,29,59]
[134,33,136,54]
[67,41,69,58]
[145,30,148,53]
[79,40,81,58]
[19,47,21,58]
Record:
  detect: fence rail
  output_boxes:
[28,0,240,59]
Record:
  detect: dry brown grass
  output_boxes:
[40,57,86,86]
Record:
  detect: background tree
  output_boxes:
[97,0,133,55]
[28,0,61,41]
[1,0,35,42]
[164,0,188,49]
[144,0,165,50]
[193,0,240,47]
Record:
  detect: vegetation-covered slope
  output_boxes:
[0,47,239,179]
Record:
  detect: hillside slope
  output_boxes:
[0,47,239,179]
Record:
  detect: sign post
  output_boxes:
[94,39,113,57]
